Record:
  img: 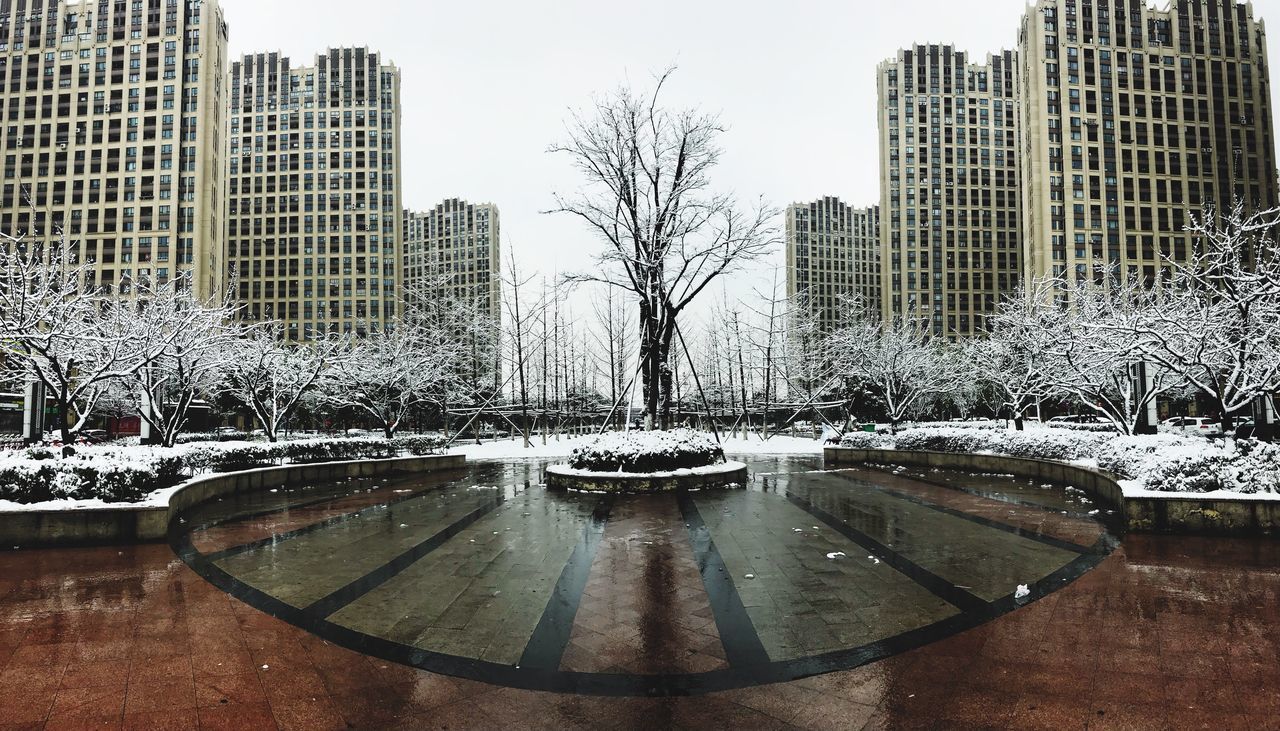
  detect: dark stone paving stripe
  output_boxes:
[195,468,486,563]
[825,469,1095,554]
[677,492,771,668]
[784,493,989,614]
[517,496,616,671]
[304,495,507,618]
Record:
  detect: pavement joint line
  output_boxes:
[303,494,509,618]
[853,462,1106,524]
[824,468,1097,554]
[678,492,771,668]
[191,465,501,563]
[784,492,989,614]
[517,494,616,671]
[187,477,436,534]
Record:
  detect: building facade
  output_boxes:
[878,45,1023,338]
[402,198,499,321]
[1018,0,1277,289]
[784,197,880,331]
[402,199,501,391]
[226,47,401,340]
[0,0,229,301]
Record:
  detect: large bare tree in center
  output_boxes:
[550,69,777,430]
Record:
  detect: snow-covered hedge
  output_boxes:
[0,434,449,505]
[0,447,186,503]
[838,425,1280,494]
[567,429,724,472]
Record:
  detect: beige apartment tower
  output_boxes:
[0,0,229,301]
[227,47,402,340]
[784,197,880,332]
[402,198,499,321]
[1018,0,1277,288]
[878,45,1023,338]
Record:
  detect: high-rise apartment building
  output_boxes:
[784,197,880,331]
[402,198,499,321]
[0,0,229,301]
[878,45,1023,338]
[1018,0,1277,288]
[227,47,401,340]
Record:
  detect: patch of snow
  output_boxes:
[545,460,747,479]
[1015,584,1030,599]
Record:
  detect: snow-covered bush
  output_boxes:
[175,431,253,444]
[838,425,1273,495]
[393,434,448,455]
[838,432,893,449]
[0,461,58,503]
[0,449,186,503]
[0,434,451,505]
[183,442,283,473]
[568,429,723,472]
[1046,421,1116,433]
[1136,440,1280,494]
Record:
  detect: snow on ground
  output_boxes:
[547,460,748,478]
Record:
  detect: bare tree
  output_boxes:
[974,277,1061,430]
[550,68,778,429]
[401,264,499,438]
[1035,274,1186,435]
[322,325,460,439]
[221,325,339,442]
[128,275,243,447]
[500,247,546,447]
[1128,203,1280,432]
[826,314,956,434]
[590,286,634,430]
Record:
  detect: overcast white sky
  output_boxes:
[218,0,1280,314]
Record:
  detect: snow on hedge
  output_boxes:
[0,435,448,507]
[839,426,1280,495]
[567,428,724,472]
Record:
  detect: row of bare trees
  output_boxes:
[0,238,489,448]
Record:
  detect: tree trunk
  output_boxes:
[658,322,676,430]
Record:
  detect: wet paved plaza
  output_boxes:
[1,455,1278,729]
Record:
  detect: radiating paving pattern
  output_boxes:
[171,456,1115,695]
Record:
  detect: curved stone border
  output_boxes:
[0,454,465,548]
[826,446,1280,536]
[545,460,747,493]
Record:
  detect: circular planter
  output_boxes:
[544,460,748,493]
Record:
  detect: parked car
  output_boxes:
[1158,416,1224,438]
[214,426,240,435]
[1234,419,1256,440]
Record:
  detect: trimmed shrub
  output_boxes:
[567,429,723,472]
[0,434,456,505]
[393,434,448,455]
[835,424,1270,495]
[838,432,893,449]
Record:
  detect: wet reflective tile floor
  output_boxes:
[1,456,1278,730]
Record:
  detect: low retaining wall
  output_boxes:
[0,454,465,548]
[825,447,1280,536]
[545,461,748,493]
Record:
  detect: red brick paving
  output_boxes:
[1,532,1278,729]
[560,495,728,675]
